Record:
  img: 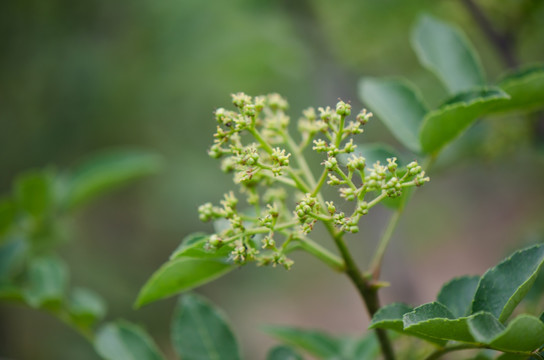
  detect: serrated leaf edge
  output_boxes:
[470,243,544,322]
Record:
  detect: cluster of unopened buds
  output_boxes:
[198,93,429,269]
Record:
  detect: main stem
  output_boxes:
[324,223,396,360]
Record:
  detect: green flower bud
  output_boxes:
[232,92,252,109]
[336,100,351,116]
[356,109,372,125]
[323,157,338,170]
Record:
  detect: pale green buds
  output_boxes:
[342,139,356,153]
[347,155,366,172]
[203,93,431,271]
[198,202,217,222]
[356,201,369,215]
[387,157,398,173]
[318,106,333,122]
[323,157,338,170]
[313,139,329,152]
[208,234,223,249]
[267,93,288,111]
[271,147,291,176]
[326,201,336,215]
[303,107,317,121]
[336,100,351,117]
[407,161,422,175]
[356,109,372,125]
[340,187,356,201]
[415,171,430,186]
[327,174,343,186]
[232,92,252,109]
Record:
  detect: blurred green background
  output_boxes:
[1,0,544,359]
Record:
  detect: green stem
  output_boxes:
[296,237,345,271]
[369,209,402,279]
[311,169,328,197]
[334,115,346,148]
[322,222,396,360]
[366,191,388,209]
[248,127,274,154]
[283,132,317,189]
[333,165,357,191]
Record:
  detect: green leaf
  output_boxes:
[170,233,232,261]
[95,321,164,360]
[403,302,475,343]
[411,14,485,94]
[419,87,510,154]
[495,66,544,113]
[469,313,544,352]
[135,258,233,308]
[369,303,413,331]
[170,233,209,259]
[472,243,544,322]
[358,78,427,153]
[64,149,161,210]
[69,287,107,326]
[437,275,480,318]
[0,237,27,280]
[263,326,341,359]
[15,170,54,218]
[370,303,447,345]
[23,255,68,308]
[0,198,16,238]
[267,346,304,360]
[171,293,241,360]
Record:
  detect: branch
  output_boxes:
[460,0,518,69]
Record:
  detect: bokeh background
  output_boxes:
[1,0,544,359]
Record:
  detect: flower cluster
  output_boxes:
[198,93,429,269]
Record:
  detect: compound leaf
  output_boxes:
[411,14,485,94]
[437,275,480,318]
[359,78,427,153]
[171,293,241,360]
[95,321,164,360]
[471,243,544,322]
[420,87,510,154]
[135,258,233,308]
